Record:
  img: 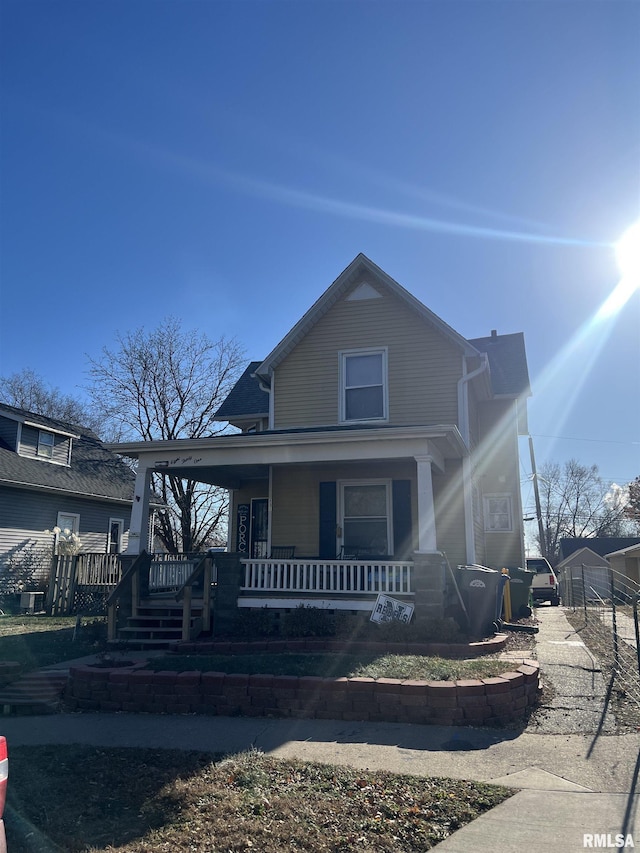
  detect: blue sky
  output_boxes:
[1,0,639,521]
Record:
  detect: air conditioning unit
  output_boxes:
[20,592,44,614]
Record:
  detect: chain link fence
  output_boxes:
[558,563,640,713]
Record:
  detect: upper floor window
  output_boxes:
[340,348,388,423]
[483,494,513,532]
[38,431,55,459]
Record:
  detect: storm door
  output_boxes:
[250,498,269,558]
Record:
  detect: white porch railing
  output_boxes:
[241,559,413,596]
[149,554,202,591]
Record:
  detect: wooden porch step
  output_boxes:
[111,590,208,648]
[126,615,201,626]
[119,626,184,638]
[107,638,184,648]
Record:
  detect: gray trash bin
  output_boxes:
[454,565,504,638]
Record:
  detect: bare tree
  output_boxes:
[625,476,640,532]
[0,368,99,431]
[87,318,245,553]
[538,459,630,563]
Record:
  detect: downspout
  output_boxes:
[457,354,490,564]
[255,372,273,430]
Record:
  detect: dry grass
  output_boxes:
[0,615,106,671]
[6,745,513,852]
[564,609,640,732]
[145,652,511,682]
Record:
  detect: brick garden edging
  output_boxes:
[66,658,540,727]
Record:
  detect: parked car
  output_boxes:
[526,557,560,606]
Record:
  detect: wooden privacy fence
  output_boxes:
[47,552,212,616]
[47,553,123,616]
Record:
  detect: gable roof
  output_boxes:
[606,542,640,559]
[255,254,481,382]
[0,403,136,503]
[559,537,640,560]
[555,546,611,569]
[214,361,270,421]
[215,256,531,422]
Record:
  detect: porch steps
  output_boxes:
[0,669,69,715]
[111,598,205,648]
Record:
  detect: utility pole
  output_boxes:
[528,436,546,558]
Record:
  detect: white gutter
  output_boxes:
[457,354,490,564]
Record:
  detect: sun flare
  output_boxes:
[615,221,640,284]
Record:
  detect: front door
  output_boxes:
[250,498,269,558]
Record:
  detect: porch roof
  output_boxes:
[107,424,467,489]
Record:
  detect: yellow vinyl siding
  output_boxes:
[273,281,462,429]
[432,460,467,569]
[477,400,523,568]
[271,461,416,558]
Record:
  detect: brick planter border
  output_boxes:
[66,656,540,727]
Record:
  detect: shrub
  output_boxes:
[230,607,279,639]
[280,605,335,638]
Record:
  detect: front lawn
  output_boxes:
[145,652,511,681]
[6,745,514,852]
[0,615,106,671]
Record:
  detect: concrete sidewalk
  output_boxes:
[2,606,639,852]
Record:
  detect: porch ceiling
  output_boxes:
[107,425,467,486]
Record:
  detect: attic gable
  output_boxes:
[255,254,479,382]
[346,281,383,301]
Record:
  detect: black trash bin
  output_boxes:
[506,567,535,619]
[453,565,504,638]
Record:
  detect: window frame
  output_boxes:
[338,478,393,557]
[37,430,55,459]
[107,518,124,554]
[338,347,388,424]
[483,493,514,533]
[54,511,81,555]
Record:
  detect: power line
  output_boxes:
[530,432,640,447]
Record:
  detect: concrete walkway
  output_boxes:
[2,606,639,852]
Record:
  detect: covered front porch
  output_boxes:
[104,425,470,638]
[115,425,471,565]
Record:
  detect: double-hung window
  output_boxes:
[38,431,55,459]
[340,481,391,556]
[340,348,388,423]
[483,494,513,532]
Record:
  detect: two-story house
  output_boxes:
[0,403,137,592]
[111,255,530,623]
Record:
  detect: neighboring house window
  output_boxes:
[340,349,388,422]
[340,481,391,556]
[38,430,55,458]
[107,519,124,554]
[55,512,81,555]
[483,494,513,532]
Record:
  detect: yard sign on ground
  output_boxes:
[371,594,414,624]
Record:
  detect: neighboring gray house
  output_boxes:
[0,403,137,591]
[557,537,640,602]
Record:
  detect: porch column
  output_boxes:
[415,455,438,553]
[125,464,153,555]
